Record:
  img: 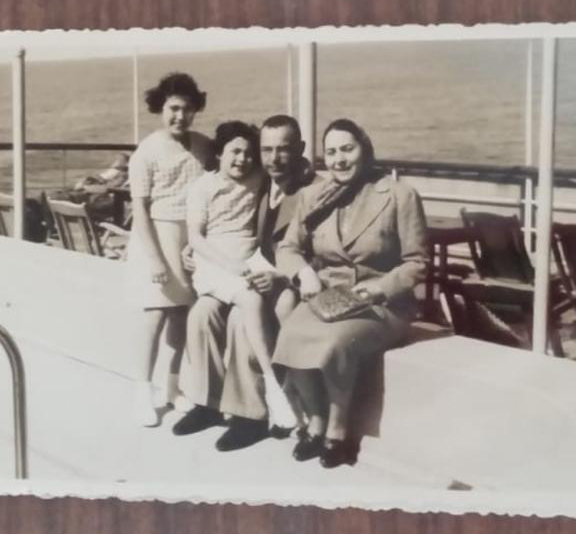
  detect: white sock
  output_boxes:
[133,381,158,427]
[264,374,297,429]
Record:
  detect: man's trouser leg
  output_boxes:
[219,306,268,421]
[179,296,229,410]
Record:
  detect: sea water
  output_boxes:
[1,39,576,195]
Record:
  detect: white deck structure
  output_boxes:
[2,236,576,512]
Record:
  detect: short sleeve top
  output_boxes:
[187,170,263,238]
[129,129,211,221]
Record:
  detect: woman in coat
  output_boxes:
[273,119,428,468]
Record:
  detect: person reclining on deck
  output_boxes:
[174,115,315,451]
[50,152,130,223]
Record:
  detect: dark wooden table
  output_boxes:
[425,215,473,314]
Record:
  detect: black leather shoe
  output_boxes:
[319,439,358,468]
[215,417,269,451]
[172,405,223,436]
[269,425,293,440]
[292,431,324,461]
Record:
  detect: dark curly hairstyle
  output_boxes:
[322,118,375,173]
[145,72,207,114]
[213,121,261,167]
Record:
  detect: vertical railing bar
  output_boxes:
[12,48,26,240]
[298,42,317,171]
[524,40,535,252]
[132,51,140,145]
[532,37,558,355]
[286,44,295,117]
[62,149,67,189]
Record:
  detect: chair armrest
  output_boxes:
[461,278,534,306]
[99,222,131,237]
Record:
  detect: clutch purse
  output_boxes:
[308,286,372,322]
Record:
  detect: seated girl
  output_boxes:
[186,120,297,428]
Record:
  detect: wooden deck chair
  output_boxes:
[47,198,129,259]
[0,192,12,236]
[0,192,48,243]
[552,223,576,312]
[438,278,530,349]
[460,209,534,283]
[458,209,569,356]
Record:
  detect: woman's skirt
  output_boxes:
[273,300,409,381]
[125,219,195,309]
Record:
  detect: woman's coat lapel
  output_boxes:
[342,176,392,250]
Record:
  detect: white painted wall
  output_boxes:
[0,237,146,379]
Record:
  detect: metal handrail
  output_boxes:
[0,142,136,152]
[0,324,28,479]
[1,142,575,225]
[1,142,576,181]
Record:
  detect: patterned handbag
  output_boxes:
[308,286,372,322]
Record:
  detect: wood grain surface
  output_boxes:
[2,0,576,532]
[1,0,576,29]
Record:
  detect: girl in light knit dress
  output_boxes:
[127,73,211,426]
[187,121,296,428]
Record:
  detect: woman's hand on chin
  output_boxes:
[352,279,385,302]
[298,266,323,301]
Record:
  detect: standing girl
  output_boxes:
[128,73,211,426]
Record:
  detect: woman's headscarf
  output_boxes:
[304,119,377,232]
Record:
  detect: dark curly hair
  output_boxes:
[145,72,207,114]
[213,121,261,167]
[322,118,375,172]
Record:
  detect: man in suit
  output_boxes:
[174,115,315,450]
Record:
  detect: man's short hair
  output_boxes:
[261,115,302,143]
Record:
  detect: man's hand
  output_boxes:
[245,271,278,295]
[181,245,196,273]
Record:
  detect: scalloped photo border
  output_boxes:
[1,22,576,518]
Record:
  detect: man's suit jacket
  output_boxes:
[255,175,311,264]
[277,174,429,319]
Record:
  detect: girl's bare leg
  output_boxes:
[232,289,297,428]
[274,288,298,325]
[159,306,189,407]
[133,308,166,426]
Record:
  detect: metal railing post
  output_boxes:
[0,324,28,479]
[286,44,295,116]
[523,40,535,252]
[12,48,26,240]
[532,38,558,355]
[298,42,317,171]
[132,51,140,144]
[62,149,67,188]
